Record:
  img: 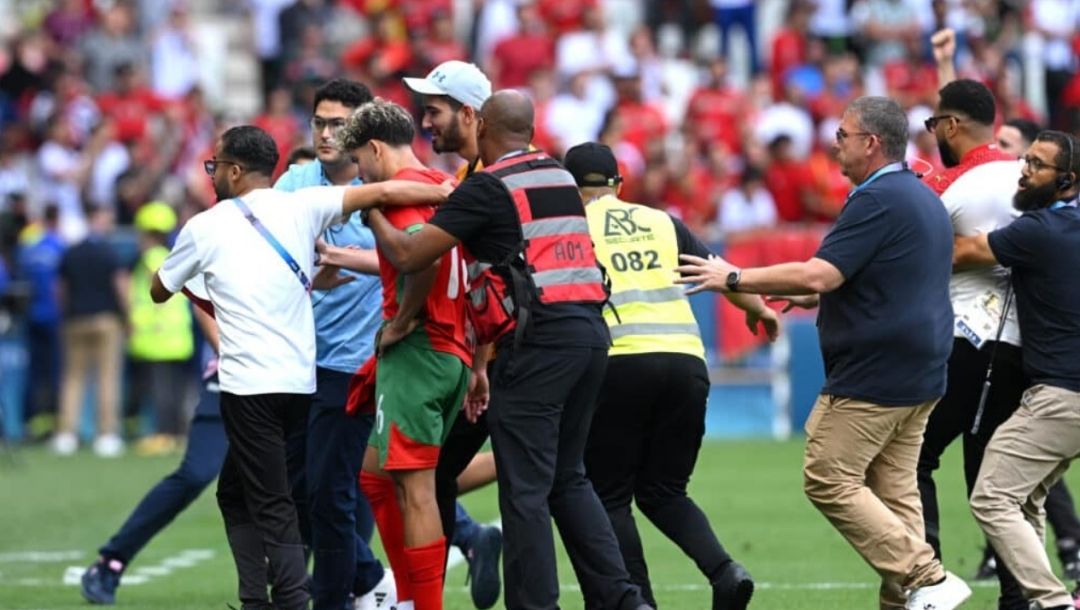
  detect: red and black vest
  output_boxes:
[465,151,609,345]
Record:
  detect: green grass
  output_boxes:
[1,439,1075,609]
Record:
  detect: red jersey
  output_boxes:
[379,167,472,366]
[685,86,745,154]
[922,143,1015,196]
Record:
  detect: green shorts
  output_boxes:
[369,330,469,470]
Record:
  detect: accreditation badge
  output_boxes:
[955,289,1005,350]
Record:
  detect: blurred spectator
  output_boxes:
[717,166,777,235]
[611,67,668,160]
[807,52,862,121]
[127,202,192,454]
[1028,0,1080,129]
[488,1,555,90]
[414,9,468,74]
[684,57,745,155]
[0,32,56,116]
[663,139,727,232]
[283,24,337,85]
[810,0,853,52]
[254,87,302,179]
[555,2,631,98]
[538,0,596,37]
[43,0,95,48]
[0,132,31,206]
[996,117,1042,157]
[341,12,411,79]
[37,114,107,242]
[79,2,145,92]
[851,0,921,68]
[527,67,560,155]
[545,69,607,155]
[54,206,127,457]
[710,0,759,75]
[248,0,294,98]
[753,81,814,160]
[627,25,665,104]
[28,70,100,144]
[95,63,169,146]
[763,134,817,223]
[597,107,645,197]
[882,37,938,109]
[150,4,201,99]
[770,0,813,100]
[15,204,65,440]
[278,0,334,64]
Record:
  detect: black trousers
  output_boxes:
[585,353,733,607]
[218,392,310,610]
[917,339,1027,609]
[435,409,490,555]
[488,344,643,610]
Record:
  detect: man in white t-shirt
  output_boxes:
[149,125,448,610]
[920,78,1029,610]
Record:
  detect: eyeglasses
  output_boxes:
[1021,155,1068,173]
[203,159,244,176]
[310,117,347,133]
[835,128,875,142]
[924,115,958,132]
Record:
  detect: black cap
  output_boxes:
[564,142,622,187]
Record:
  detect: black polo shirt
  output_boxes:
[988,204,1080,392]
[814,168,955,406]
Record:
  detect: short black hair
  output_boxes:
[220,125,279,177]
[1035,130,1080,182]
[1005,118,1041,147]
[339,99,416,150]
[312,79,374,113]
[286,145,316,166]
[938,79,996,126]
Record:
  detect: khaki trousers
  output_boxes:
[803,394,944,609]
[970,384,1080,609]
[57,313,124,437]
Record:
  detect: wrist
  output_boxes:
[725,268,742,292]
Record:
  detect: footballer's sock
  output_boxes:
[359,471,413,602]
[404,537,446,610]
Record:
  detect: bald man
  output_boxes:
[364,90,652,610]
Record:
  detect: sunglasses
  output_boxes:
[203,159,245,176]
[924,115,958,132]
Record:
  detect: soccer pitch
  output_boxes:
[1,439,1073,609]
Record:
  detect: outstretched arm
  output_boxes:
[953,234,998,270]
[341,180,452,216]
[931,28,957,86]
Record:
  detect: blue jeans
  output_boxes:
[100,375,227,563]
[289,367,382,609]
[714,3,759,74]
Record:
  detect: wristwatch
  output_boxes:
[725,269,742,292]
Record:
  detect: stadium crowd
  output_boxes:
[1,1,1080,610]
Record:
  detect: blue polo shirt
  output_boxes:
[275,160,382,373]
[814,167,954,406]
[15,228,65,324]
[988,204,1080,392]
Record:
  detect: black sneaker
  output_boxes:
[712,561,754,610]
[464,525,502,609]
[81,558,123,604]
[1060,541,1080,581]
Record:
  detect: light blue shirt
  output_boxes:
[275,159,382,373]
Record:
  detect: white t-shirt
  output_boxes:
[158,186,346,395]
[718,187,777,234]
[941,159,1022,347]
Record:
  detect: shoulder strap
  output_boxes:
[232,197,312,293]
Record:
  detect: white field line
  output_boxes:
[55,548,214,587]
[0,550,85,563]
[441,581,1002,593]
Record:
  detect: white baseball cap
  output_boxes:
[403,60,492,110]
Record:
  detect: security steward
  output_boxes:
[362,91,651,610]
[565,142,775,610]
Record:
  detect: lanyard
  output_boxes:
[847,162,906,200]
[1050,200,1077,210]
[232,197,313,293]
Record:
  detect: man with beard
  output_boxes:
[149,125,449,610]
[403,60,504,608]
[918,78,1030,609]
[957,130,1080,610]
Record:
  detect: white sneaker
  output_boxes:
[93,434,125,458]
[355,569,397,610]
[51,432,78,456]
[906,571,972,609]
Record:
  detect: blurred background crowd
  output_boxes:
[0,0,1078,452]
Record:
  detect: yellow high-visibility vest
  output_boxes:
[129,245,194,362]
[585,195,705,359]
